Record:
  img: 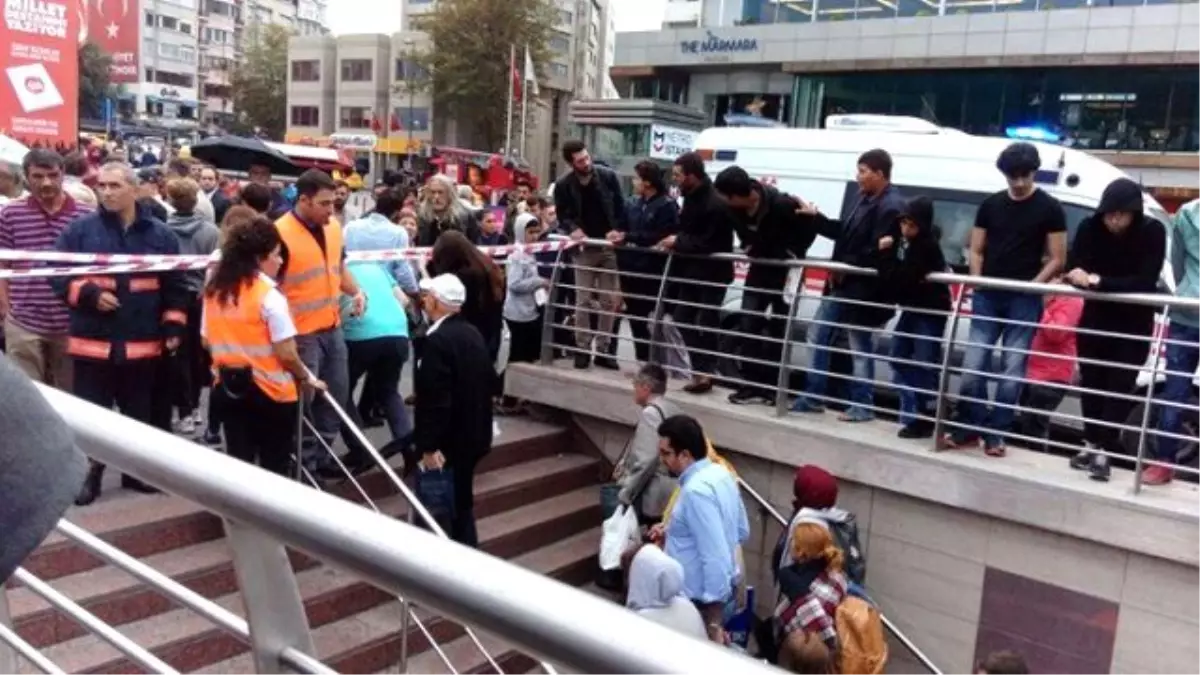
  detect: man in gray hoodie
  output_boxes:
[158,177,220,436]
[0,352,87,583]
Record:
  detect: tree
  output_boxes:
[78,42,114,120]
[230,23,291,139]
[412,0,558,152]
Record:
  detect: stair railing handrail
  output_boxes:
[36,384,781,675]
[735,476,944,675]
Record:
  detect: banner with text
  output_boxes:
[82,0,139,83]
[1,0,80,146]
[649,124,697,162]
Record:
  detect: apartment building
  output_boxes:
[135,0,203,131]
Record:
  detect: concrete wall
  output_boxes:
[507,364,1199,674]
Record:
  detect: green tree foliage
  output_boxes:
[230,24,291,138]
[78,42,114,119]
[412,0,558,152]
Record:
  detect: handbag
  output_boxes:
[600,403,664,520]
[415,467,456,534]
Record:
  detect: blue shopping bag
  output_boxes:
[415,467,456,534]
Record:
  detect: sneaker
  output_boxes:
[174,414,197,436]
[729,388,773,406]
[682,378,713,395]
[838,407,874,423]
[594,355,620,371]
[789,397,825,414]
[1141,465,1174,486]
[574,353,592,369]
[1089,454,1111,482]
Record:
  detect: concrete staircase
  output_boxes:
[6,418,605,674]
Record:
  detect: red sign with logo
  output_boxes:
[82,0,139,83]
[0,0,80,146]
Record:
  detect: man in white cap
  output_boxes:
[413,273,495,547]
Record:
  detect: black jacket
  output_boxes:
[414,315,495,465]
[618,192,679,273]
[673,179,737,283]
[1068,178,1166,335]
[736,183,820,290]
[416,209,482,247]
[812,184,906,303]
[553,166,627,239]
[51,204,190,361]
[875,196,951,312]
[209,190,232,224]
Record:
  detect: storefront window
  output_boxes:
[712,94,792,127]
[803,66,1198,152]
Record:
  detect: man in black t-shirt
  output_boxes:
[942,142,1067,457]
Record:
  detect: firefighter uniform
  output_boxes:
[51,204,189,505]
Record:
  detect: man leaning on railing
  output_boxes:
[941,143,1067,457]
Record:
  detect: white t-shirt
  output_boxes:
[200,273,296,343]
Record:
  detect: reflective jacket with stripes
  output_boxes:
[50,204,190,363]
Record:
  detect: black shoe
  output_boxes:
[898,421,934,439]
[683,378,713,395]
[574,353,591,369]
[201,428,222,446]
[75,463,105,506]
[120,474,159,494]
[1089,454,1111,482]
[316,460,349,480]
[728,388,772,406]
[1069,451,1092,471]
[381,434,412,461]
[594,355,619,370]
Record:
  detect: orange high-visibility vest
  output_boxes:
[203,276,299,403]
[275,211,343,335]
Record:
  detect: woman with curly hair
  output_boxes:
[202,215,325,475]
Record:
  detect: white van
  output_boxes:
[691,115,1192,459]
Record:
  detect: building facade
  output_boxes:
[610,1,1200,196]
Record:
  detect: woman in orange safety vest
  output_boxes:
[202,215,326,476]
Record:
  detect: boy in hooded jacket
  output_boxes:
[876,196,951,438]
[1065,177,1166,481]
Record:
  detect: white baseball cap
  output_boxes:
[419,273,466,308]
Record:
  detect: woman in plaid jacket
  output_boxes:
[774,518,849,667]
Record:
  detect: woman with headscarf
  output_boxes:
[773,465,865,587]
[623,543,707,639]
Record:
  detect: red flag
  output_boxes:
[511,49,522,103]
[390,112,402,132]
[370,114,382,133]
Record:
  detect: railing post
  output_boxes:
[539,243,570,365]
[0,588,16,674]
[647,253,676,367]
[931,283,967,449]
[1131,305,1169,495]
[399,508,414,673]
[224,520,316,674]
[293,396,305,482]
[774,264,807,417]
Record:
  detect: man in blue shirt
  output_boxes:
[653,414,749,644]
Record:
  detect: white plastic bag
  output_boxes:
[598,505,639,571]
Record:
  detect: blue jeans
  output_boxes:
[1155,322,1199,462]
[891,311,947,426]
[799,296,876,411]
[953,289,1042,448]
[295,326,352,467]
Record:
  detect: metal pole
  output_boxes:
[1132,306,1169,494]
[399,507,415,673]
[774,264,806,417]
[294,393,305,482]
[503,44,515,155]
[647,253,676,367]
[931,284,967,449]
[406,42,416,171]
[538,243,570,365]
[0,588,18,674]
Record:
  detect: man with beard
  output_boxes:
[553,140,627,369]
[661,152,737,394]
[333,180,360,225]
[713,166,817,405]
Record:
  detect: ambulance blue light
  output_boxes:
[715,150,738,162]
[1005,125,1061,144]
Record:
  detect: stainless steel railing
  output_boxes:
[537,238,1200,493]
[8,384,782,675]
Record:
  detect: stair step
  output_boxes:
[30,487,600,673]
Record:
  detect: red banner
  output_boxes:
[1,0,80,146]
[82,0,139,83]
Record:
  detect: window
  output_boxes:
[339,106,371,128]
[557,9,572,24]
[395,107,430,131]
[549,35,570,52]
[291,60,320,82]
[204,27,230,43]
[145,11,154,25]
[159,15,178,30]
[206,0,234,17]
[548,62,568,78]
[340,59,372,82]
[291,106,320,126]
[394,59,429,82]
[158,43,196,64]
[179,21,193,34]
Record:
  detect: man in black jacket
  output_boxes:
[662,152,737,394]
[414,274,494,547]
[553,140,627,370]
[714,167,818,405]
[790,149,905,422]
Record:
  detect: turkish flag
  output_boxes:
[370,114,382,133]
[87,0,139,84]
[390,112,401,132]
[510,49,522,103]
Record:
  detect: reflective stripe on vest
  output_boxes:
[203,277,299,403]
[275,212,343,335]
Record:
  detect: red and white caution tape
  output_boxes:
[0,239,575,280]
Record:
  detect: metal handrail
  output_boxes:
[35,384,781,675]
[735,477,944,675]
